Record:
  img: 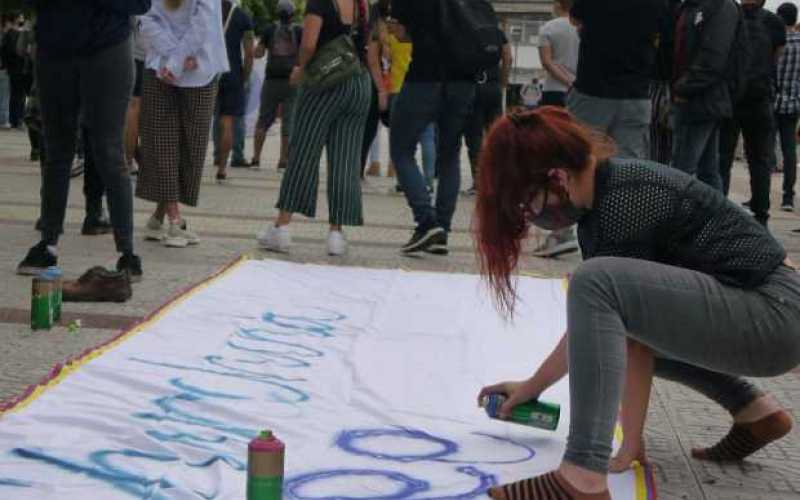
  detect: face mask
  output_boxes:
[527,187,589,231]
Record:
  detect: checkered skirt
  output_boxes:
[136,70,217,207]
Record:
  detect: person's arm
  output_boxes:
[500,41,512,88]
[242,30,255,83]
[538,44,574,89]
[477,332,568,418]
[673,2,738,98]
[290,13,323,85]
[367,37,388,111]
[99,0,151,16]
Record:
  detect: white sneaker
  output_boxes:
[145,216,166,241]
[163,221,200,248]
[258,224,292,253]
[532,228,580,258]
[327,231,348,256]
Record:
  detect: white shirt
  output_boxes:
[139,0,229,88]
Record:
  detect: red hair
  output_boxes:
[474,106,614,317]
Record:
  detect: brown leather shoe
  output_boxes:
[63,266,132,303]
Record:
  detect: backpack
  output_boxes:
[267,23,300,78]
[436,0,504,78]
[722,3,754,104]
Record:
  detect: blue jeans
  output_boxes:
[671,105,722,192]
[0,69,9,126]
[390,81,475,232]
[419,123,436,187]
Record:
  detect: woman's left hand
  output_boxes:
[158,67,177,85]
[184,56,198,72]
[289,66,304,87]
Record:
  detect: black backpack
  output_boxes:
[436,0,504,78]
[267,23,300,78]
[723,3,754,104]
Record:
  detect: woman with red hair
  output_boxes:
[475,107,800,500]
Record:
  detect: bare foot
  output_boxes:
[609,441,648,473]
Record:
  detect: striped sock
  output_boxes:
[692,410,794,462]
[488,471,611,500]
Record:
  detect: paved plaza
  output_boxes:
[0,127,798,499]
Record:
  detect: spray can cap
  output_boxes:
[259,430,273,440]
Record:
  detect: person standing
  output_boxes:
[137,0,228,248]
[16,0,150,282]
[0,14,13,129]
[1,11,26,130]
[213,0,254,182]
[670,0,738,191]
[251,0,302,170]
[538,0,579,108]
[719,0,786,227]
[533,0,669,258]
[389,0,477,255]
[775,2,800,211]
[257,0,373,257]
[464,27,512,195]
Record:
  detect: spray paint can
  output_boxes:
[481,393,561,431]
[31,274,54,330]
[247,430,284,500]
[46,266,63,322]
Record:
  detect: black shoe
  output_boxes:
[34,218,44,231]
[424,231,449,255]
[116,253,143,284]
[401,226,445,254]
[17,241,57,276]
[742,200,752,209]
[81,217,113,236]
[29,149,40,162]
[230,158,251,168]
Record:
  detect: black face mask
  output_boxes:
[527,188,590,231]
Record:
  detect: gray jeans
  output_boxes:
[567,89,651,159]
[37,38,134,254]
[565,257,800,473]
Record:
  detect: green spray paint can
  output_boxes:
[247,430,284,500]
[31,275,54,330]
[481,393,561,431]
[46,266,63,322]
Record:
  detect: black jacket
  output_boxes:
[28,0,151,58]
[673,0,738,121]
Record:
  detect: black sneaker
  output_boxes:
[17,241,57,276]
[81,217,113,236]
[116,253,143,284]
[401,226,445,254]
[425,231,449,256]
[230,158,251,168]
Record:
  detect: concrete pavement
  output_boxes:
[0,126,798,499]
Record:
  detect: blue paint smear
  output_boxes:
[335,428,458,463]
[0,478,33,488]
[285,469,429,500]
[435,433,536,465]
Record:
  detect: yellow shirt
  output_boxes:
[388,34,413,95]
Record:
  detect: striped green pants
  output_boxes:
[276,70,372,226]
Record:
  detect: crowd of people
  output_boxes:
[2,0,800,498]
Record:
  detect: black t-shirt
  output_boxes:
[485,30,509,83]
[393,0,449,82]
[578,160,786,289]
[222,1,254,82]
[571,0,669,99]
[306,0,368,57]
[742,8,787,103]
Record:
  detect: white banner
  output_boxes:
[0,260,654,499]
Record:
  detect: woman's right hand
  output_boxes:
[477,378,542,419]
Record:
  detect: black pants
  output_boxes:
[776,112,799,203]
[464,81,503,183]
[540,90,567,107]
[360,82,380,177]
[37,38,134,253]
[719,98,774,225]
[8,71,29,128]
